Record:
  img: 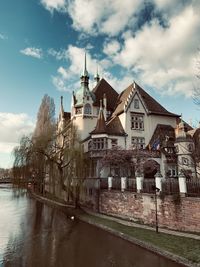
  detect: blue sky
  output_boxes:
[0,0,200,168]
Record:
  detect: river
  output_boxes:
[0,184,185,267]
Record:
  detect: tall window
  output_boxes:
[93,138,105,150]
[131,114,144,130]
[131,137,145,149]
[84,104,92,114]
[168,166,177,177]
[134,99,139,109]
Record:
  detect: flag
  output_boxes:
[152,139,160,150]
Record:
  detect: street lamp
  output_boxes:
[152,185,160,233]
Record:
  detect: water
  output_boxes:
[0,184,185,267]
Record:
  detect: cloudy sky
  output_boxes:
[0,0,200,168]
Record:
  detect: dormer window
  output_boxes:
[134,99,139,109]
[84,103,92,114]
[75,107,82,114]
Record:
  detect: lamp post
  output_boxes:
[152,185,160,233]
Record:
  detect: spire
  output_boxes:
[90,99,107,134]
[59,96,64,121]
[60,96,64,114]
[94,64,100,84]
[80,52,89,90]
[83,52,88,77]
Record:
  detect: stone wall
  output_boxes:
[100,191,200,232]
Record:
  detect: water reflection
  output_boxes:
[0,185,185,267]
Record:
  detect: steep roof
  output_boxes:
[112,82,179,117]
[106,116,126,136]
[90,110,126,136]
[90,109,107,135]
[92,78,119,111]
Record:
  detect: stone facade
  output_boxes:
[57,55,200,179]
[100,191,200,232]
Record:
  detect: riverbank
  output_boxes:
[29,191,200,267]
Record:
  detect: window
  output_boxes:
[111,139,118,148]
[188,144,193,152]
[175,145,179,153]
[131,137,145,149]
[182,157,189,165]
[131,114,144,130]
[84,104,92,114]
[93,138,105,150]
[167,147,174,153]
[88,141,92,151]
[134,99,139,109]
[75,107,82,114]
[168,166,177,177]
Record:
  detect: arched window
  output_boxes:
[84,103,92,114]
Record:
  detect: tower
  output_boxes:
[94,65,100,85]
[71,53,97,140]
[174,120,196,178]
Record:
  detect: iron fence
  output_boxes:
[142,179,156,194]
[186,179,200,197]
[162,178,179,195]
[100,178,108,190]
[112,178,121,190]
[127,178,137,192]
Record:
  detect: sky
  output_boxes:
[0,0,200,168]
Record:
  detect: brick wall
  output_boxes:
[100,191,200,232]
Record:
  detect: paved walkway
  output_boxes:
[31,191,200,241]
[83,208,200,240]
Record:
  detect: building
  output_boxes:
[57,55,200,179]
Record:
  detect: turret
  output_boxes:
[80,53,89,91]
[175,119,195,178]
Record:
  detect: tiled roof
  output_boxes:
[90,110,126,136]
[106,116,126,136]
[92,78,119,112]
[90,109,107,135]
[112,82,179,117]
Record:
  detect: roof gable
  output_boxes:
[112,82,179,118]
[92,78,119,112]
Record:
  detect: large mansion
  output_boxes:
[57,56,200,179]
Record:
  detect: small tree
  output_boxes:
[100,146,134,177]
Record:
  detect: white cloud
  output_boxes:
[52,45,112,92]
[41,0,141,36]
[40,0,67,13]
[0,113,34,154]
[0,33,7,40]
[103,40,121,56]
[110,5,200,97]
[52,76,70,92]
[48,48,68,60]
[20,47,43,59]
